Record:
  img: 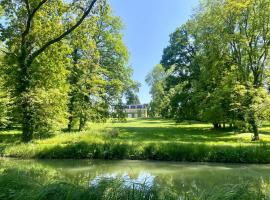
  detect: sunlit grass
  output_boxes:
[1,118,270,162]
[111,118,270,144]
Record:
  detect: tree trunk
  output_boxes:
[19,56,34,142]
[67,95,75,132]
[22,107,34,142]
[213,123,219,129]
[21,94,34,142]
[79,116,86,131]
[251,120,259,141]
[20,90,34,142]
[67,49,80,132]
[67,115,73,132]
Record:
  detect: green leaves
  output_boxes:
[66,0,135,130]
[148,0,270,138]
[0,0,134,139]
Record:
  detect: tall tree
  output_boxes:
[152,0,270,140]
[160,25,200,120]
[93,0,138,122]
[0,0,98,141]
[125,91,140,105]
[195,0,270,139]
[146,64,166,117]
[66,9,102,131]
[67,0,136,131]
[0,50,12,128]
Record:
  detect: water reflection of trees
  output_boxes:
[1,159,270,199]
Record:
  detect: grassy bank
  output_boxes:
[1,119,270,163]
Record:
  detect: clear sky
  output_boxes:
[108,0,199,104]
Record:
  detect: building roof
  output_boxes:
[124,104,148,109]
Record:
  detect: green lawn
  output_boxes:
[1,118,270,162]
[113,119,270,144]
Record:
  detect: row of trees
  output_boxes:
[0,0,138,142]
[147,0,270,140]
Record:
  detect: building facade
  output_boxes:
[124,104,148,118]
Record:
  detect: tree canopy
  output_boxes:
[148,0,270,140]
[0,0,137,141]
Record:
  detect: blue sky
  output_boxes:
[108,0,199,104]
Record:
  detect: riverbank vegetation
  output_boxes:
[0,159,270,200]
[0,168,267,200]
[2,119,270,163]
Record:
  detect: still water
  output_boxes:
[1,159,270,198]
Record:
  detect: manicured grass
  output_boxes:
[1,118,270,162]
[113,119,270,144]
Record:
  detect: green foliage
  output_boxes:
[0,0,80,140]
[0,0,134,140]
[148,0,270,139]
[0,79,12,128]
[159,25,200,121]
[66,0,137,131]
[125,90,141,105]
[146,64,166,117]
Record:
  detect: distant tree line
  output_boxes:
[146,0,270,140]
[0,0,139,142]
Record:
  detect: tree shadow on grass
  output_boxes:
[0,130,21,154]
[115,126,246,143]
[123,118,211,127]
[0,133,21,144]
[0,127,21,144]
[122,118,183,127]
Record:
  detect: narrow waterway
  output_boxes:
[1,158,270,194]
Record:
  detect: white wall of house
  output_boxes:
[124,104,148,118]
